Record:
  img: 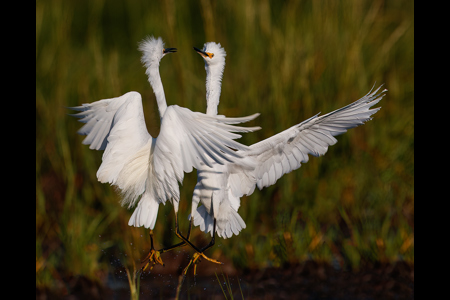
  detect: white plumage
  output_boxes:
[69,37,260,230]
[192,42,386,239]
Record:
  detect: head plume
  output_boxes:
[138,36,175,118]
[202,42,226,67]
[138,36,166,72]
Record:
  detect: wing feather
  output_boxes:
[236,85,386,193]
[94,92,153,205]
[68,95,135,150]
[70,96,261,230]
[148,105,260,206]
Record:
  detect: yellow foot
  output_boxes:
[183,252,223,276]
[141,249,164,272]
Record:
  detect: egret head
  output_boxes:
[193,42,226,68]
[139,36,177,69]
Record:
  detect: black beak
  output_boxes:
[163,48,177,54]
[193,46,207,56]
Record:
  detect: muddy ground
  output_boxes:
[36,251,413,300]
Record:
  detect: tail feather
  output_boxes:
[193,201,246,239]
[192,205,215,234]
[128,192,160,229]
[216,207,246,239]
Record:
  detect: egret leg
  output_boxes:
[163,208,223,275]
[174,213,202,252]
[141,230,165,271]
[160,217,194,252]
[141,217,194,272]
[174,214,221,260]
[181,218,223,276]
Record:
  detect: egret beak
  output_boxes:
[193,47,214,59]
[163,48,177,54]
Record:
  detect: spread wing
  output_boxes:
[69,91,152,205]
[229,85,387,197]
[149,105,260,206]
[69,92,152,202]
[69,92,261,228]
[68,93,135,150]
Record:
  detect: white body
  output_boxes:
[192,42,386,238]
[70,37,260,229]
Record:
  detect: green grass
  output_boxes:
[215,270,244,300]
[36,0,414,292]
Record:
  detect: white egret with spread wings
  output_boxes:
[69,37,260,270]
[182,42,386,274]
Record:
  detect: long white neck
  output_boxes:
[205,62,225,116]
[146,61,167,118]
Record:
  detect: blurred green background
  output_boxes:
[36,0,413,292]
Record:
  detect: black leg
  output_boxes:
[149,229,155,249]
[199,218,216,253]
[174,213,203,252]
[181,218,222,276]
[157,217,193,253]
[141,229,164,271]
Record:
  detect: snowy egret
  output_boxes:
[69,37,261,270]
[183,42,386,273]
